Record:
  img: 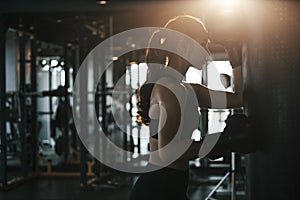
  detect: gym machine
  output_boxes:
[0,20,83,188]
[0,17,39,189]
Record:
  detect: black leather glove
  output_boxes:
[207,114,257,160]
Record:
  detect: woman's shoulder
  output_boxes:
[155,77,185,92]
[151,78,186,105]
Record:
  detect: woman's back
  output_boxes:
[148,74,199,170]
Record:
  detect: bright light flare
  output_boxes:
[219,0,236,12]
[97,1,107,5]
[50,59,59,67]
[112,56,119,61]
[223,0,235,5]
[208,0,240,13]
[41,59,47,65]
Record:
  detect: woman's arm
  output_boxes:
[190,65,243,109]
[151,84,181,163]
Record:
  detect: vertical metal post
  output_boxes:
[137,118,141,154]
[201,63,208,136]
[136,62,140,154]
[48,65,52,144]
[123,65,129,152]
[94,54,100,177]
[101,68,107,142]
[30,35,38,171]
[231,152,236,200]
[99,64,108,177]
[63,45,70,162]
[0,15,7,187]
[77,22,87,186]
[19,32,28,178]
[64,47,70,90]
[199,62,209,168]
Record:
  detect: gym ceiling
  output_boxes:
[0,0,223,45]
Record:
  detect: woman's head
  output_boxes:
[145,15,209,73]
[164,15,209,47]
[138,15,208,126]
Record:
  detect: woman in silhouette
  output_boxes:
[130,15,243,200]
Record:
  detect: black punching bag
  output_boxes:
[244,2,300,200]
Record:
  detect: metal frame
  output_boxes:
[205,152,237,200]
[19,31,28,178]
[205,108,244,200]
[62,45,70,162]
[30,35,38,172]
[77,20,88,186]
[1,21,39,190]
[0,15,8,188]
[93,51,101,177]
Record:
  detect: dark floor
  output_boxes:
[0,165,246,200]
[1,154,247,200]
[0,176,131,200]
[0,176,213,200]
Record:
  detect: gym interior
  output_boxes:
[0,0,299,199]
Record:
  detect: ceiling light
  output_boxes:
[97,1,107,5]
[50,59,59,67]
[112,56,118,61]
[41,59,47,65]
